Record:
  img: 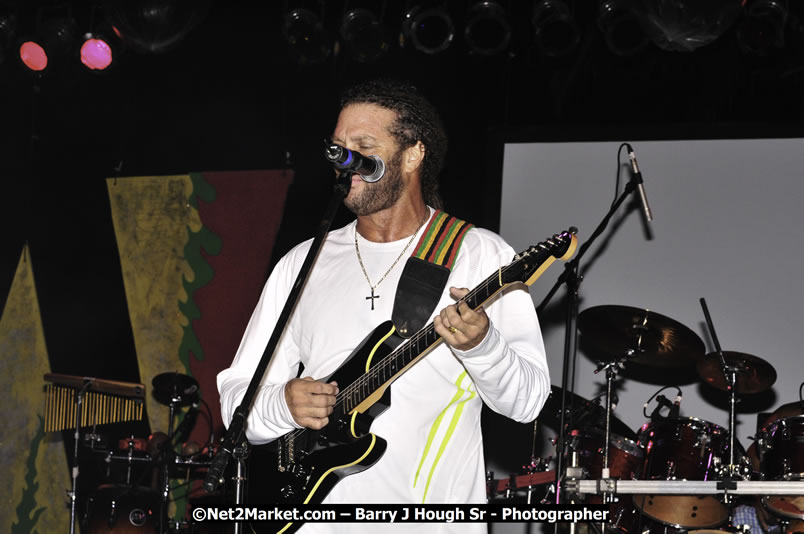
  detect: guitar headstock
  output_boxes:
[509,228,578,287]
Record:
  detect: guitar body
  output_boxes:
[248,321,402,534]
[250,435,387,534]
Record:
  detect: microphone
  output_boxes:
[625,144,653,222]
[325,143,385,183]
[174,402,200,445]
[669,393,682,419]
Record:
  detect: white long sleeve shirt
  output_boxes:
[217,209,550,533]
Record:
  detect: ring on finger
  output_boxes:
[448,326,458,334]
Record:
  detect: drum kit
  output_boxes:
[45,371,222,534]
[487,304,804,534]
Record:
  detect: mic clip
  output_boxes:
[650,394,673,421]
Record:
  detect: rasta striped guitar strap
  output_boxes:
[391,209,474,338]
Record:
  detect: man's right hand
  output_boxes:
[284,377,338,430]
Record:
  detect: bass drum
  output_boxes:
[758,415,804,520]
[634,417,739,529]
[85,485,160,534]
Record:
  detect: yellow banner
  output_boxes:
[0,244,70,533]
[106,175,202,435]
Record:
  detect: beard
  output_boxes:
[344,150,405,216]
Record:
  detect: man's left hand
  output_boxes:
[434,287,490,351]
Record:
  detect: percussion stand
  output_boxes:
[69,379,94,534]
[594,358,627,486]
[158,398,180,534]
[700,298,749,492]
[594,356,626,533]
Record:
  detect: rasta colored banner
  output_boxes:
[1,245,70,533]
[106,170,292,516]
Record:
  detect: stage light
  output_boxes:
[284,8,332,64]
[18,10,76,73]
[464,1,511,56]
[403,6,455,54]
[105,0,210,54]
[736,0,787,55]
[339,8,390,63]
[19,41,47,71]
[532,0,580,57]
[80,34,113,70]
[598,0,648,56]
[637,0,742,52]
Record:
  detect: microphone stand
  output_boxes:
[536,176,643,516]
[203,172,352,523]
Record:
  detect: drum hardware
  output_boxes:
[43,373,146,534]
[151,372,200,408]
[85,484,160,534]
[592,335,642,534]
[698,298,776,480]
[149,372,205,534]
[569,479,804,496]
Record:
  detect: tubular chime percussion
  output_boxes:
[43,373,145,432]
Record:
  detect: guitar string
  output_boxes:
[285,240,563,449]
[332,237,565,413]
[283,279,491,449]
[336,249,530,404]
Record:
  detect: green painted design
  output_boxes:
[177,172,221,373]
[12,416,46,534]
[187,172,216,210]
[175,172,220,522]
[413,371,477,502]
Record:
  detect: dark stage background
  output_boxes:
[1,0,803,524]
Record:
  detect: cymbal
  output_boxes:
[538,385,637,441]
[697,351,777,394]
[152,372,199,407]
[578,305,705,368]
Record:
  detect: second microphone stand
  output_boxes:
[537,172,646,509]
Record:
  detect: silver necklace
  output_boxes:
[354,211,429,310]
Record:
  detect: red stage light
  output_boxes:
[80,37,112,70]
[19,40,47,71]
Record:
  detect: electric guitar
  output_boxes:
[249,229,577,534]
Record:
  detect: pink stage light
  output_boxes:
[19,41,48,71]
[80,37,112,70]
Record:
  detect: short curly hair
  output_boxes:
[340,79,447,209]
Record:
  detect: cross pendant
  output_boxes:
[366,288,379,310]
